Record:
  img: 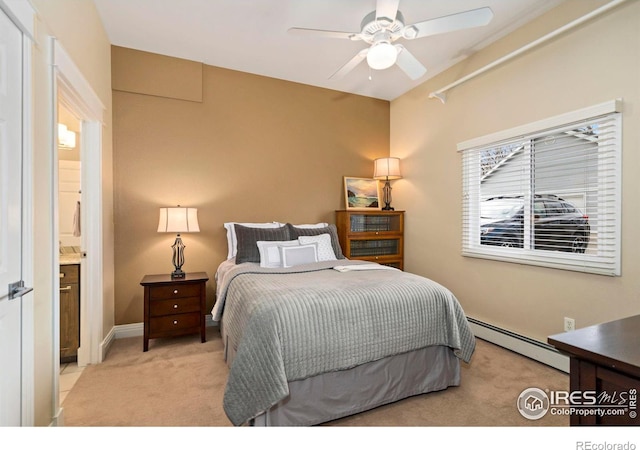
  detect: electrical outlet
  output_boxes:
[564,317,575,332]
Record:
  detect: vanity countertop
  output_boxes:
[60,253,81,265]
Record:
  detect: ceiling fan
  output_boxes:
[288,0,493,80]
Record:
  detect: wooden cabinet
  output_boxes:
[141,272,209,352]
[335,210,404,270]
[548,315,640,426]
[60,264,80,363]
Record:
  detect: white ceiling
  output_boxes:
[93,0,565,101]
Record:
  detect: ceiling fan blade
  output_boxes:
[329,48,368,80]
[288,27,361,41]
[376,0,400,23]
[395,45,427,80]
[403,7,493,40]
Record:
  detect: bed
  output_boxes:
[212,222,476,426]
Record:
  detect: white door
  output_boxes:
[0,8,27,426]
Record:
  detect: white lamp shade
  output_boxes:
[373,157,402,180]
[367,42,398,70]
[158,207,200,233]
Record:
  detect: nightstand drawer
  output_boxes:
[149,312,201,335]
[149,297,200,317]
[149,283,201,300]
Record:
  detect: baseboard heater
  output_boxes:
[467,317,569,373]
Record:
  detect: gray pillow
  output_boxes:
[234,224,290,264]
[286,223,345,259]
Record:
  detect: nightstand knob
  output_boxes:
[375,256,379,260]
[173,289,178,294]
[173,320,178,325]
[375,232,379,235]
[173,304,178,309]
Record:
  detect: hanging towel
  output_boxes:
[73,200,81,237]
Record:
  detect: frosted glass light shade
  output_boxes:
[58,123,76,149]
[367,42,397,70]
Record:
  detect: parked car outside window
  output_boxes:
[480,195,590,253]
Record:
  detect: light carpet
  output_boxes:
[61,327,569,427]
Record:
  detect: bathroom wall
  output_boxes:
[58,103,81,248]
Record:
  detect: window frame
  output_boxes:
[458,100,622,276]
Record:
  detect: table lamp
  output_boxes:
[373,157,402,211]
[157,206,200,278]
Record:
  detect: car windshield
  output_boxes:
[481,198,523,220]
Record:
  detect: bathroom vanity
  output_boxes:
[60,250,81,363]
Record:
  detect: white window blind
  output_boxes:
[459,101,622,276]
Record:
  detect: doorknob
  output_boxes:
[8,280,33,300]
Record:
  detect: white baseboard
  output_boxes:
[113,322,143,339]
[468,317,569,373]
[99,326,116,363]
[111,315,218,340]
[107,315,568,373]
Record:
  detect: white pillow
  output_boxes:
[224,222,279,259]
[298,234,337,261]
[257,240,299,268]
[280,243,318,268]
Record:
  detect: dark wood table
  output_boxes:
[141,272,209,352]
[548,315,640,426]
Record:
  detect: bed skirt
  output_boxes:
[252,344,460,426]
[222,326,460,426]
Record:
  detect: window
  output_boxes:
[459,100,621,276]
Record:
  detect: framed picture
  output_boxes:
[343,177,382,210]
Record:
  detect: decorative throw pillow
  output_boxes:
[298,234,337,261]
[234,224,290,264]
[224,222,280,259]
[286,223,345,259]
[257,240,300,268]
[280,243,318,268]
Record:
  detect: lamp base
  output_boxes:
[171,234,186,279]
[171,269,185,279]
[382,181,394,211]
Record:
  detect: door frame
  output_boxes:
[51,38,105,376]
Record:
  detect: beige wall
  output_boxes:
[112,47,390,324]
[391,0,640,343]
[29,0,112,426]
[21,0,637,426]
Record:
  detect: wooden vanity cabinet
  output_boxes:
[60,264,80,363]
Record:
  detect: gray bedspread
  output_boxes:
[214,259,475,426]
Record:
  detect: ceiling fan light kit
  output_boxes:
[367,40,397,70]
[289,0,493,81]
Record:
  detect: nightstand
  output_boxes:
[141,272,209,352]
